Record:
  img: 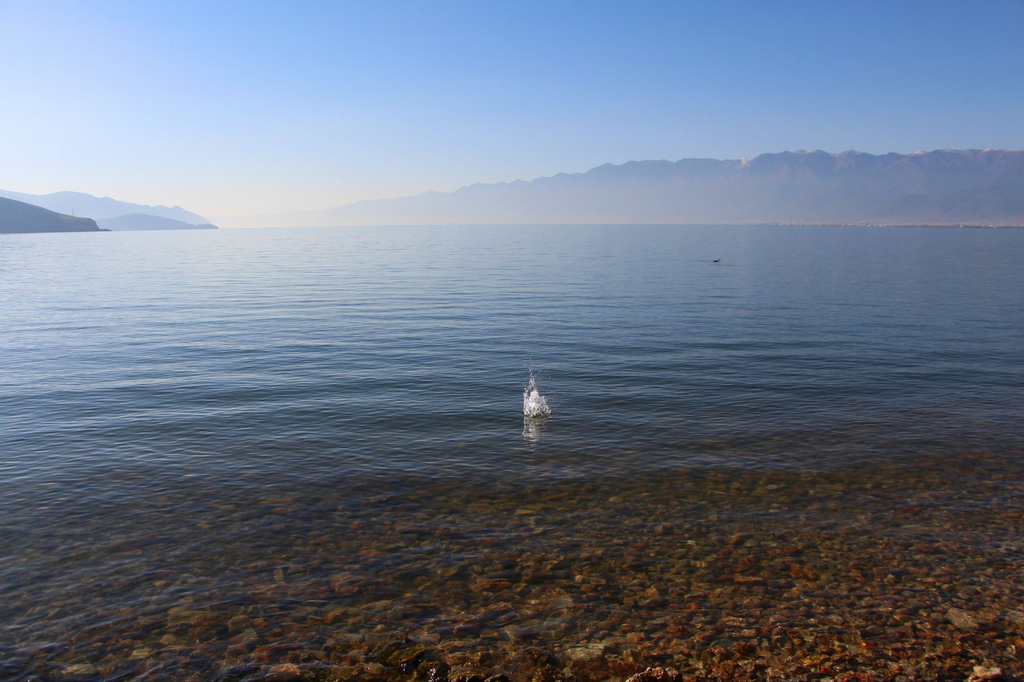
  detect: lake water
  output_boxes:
[1,225,1022,681]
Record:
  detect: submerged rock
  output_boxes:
[506,648,560,682]
[625,668,682,682]
[948,607,979,630]
[449,667,487,682]
[10,455,1024,682]
[215,663,264,681]
[564,643,605,663]
[263,663,302,681]
[967,667,1005,682]
[427,662,451,682]
[60,663,98,677]
[375,640,429,671]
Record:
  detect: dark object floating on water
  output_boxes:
[713,258,721,263]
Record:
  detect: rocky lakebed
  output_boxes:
[2,450,1022,682]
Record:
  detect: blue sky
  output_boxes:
[1,0,1022,218]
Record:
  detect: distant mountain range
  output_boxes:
[0,189,215,230]
[96,214,218,231]
[0,196,103,234]
[225,149,1024,228]
[7,149,1023,232]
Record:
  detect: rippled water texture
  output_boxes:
[1,225,1022,680]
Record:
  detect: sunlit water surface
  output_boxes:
[1,225,1022,680]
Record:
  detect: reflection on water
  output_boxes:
[522,415,548,445]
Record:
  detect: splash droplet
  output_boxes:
[523,373,551,418]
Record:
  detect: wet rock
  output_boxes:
[625,667,682,682]
[323,606,350,625]
[166,606,213,626]
[502,625,540,642]
[449,666,487,682]
[471,578,513,593]
[427,662,451,682]
[228,614,250,632]
[215,663,263,681]
[264,663,302,681]
[506,648,560,682]
[948,607,979,630]
[565,643,609,680]
[320,665,359,681]
[252,643,303,663]
[128,647,151,660]
[565,643,605,663]
[9,457,1024,682]
[375,641,428,671]
[967,667,1005,682]
[60,663,98,677]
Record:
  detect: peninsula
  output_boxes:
[0,196,103,234]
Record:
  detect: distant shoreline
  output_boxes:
[0,228,111,234]
[724,221,1024,229]
[262,222,1024,230]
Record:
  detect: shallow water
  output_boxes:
[1,224,1022,680]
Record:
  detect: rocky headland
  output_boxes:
[0,196,103,233]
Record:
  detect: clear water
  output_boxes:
[3,225,1021,490]
[1,224,1022,679]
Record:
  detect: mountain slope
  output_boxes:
[0,196,103,233]
[97,214,218,231]
[0,189,210,224]
[228,149,1024,228]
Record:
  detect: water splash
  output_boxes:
[523,373,551,418]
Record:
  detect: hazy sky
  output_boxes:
[2,1,1022,218]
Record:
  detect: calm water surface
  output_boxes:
[3,225,1022,485]
[1,225,1022,680]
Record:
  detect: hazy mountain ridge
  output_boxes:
[0,196,103,233]
[231,149,1024,227]
[0,189,210,226]
[96,214,218,231]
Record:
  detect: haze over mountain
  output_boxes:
[224,149,1024,228]
[0,196,102,234]
[0,189,210,226]
[96,214,218,231]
